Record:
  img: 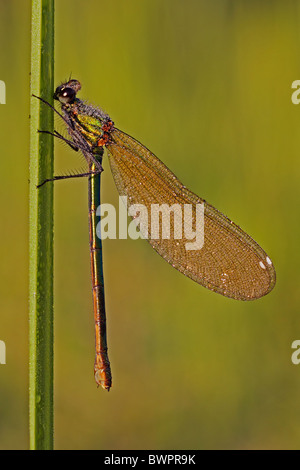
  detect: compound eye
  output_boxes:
[54,86,76,104]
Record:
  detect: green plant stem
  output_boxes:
[29,0,55,450]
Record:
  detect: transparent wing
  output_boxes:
[106,128,276,300]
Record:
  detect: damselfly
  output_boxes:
[34,80,276,390]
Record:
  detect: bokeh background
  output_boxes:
[0,0,300,450]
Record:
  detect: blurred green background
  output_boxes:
[0,0,300,450]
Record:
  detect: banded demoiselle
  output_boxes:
[35,79,276,390]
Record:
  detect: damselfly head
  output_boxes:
[54,79,81,104]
